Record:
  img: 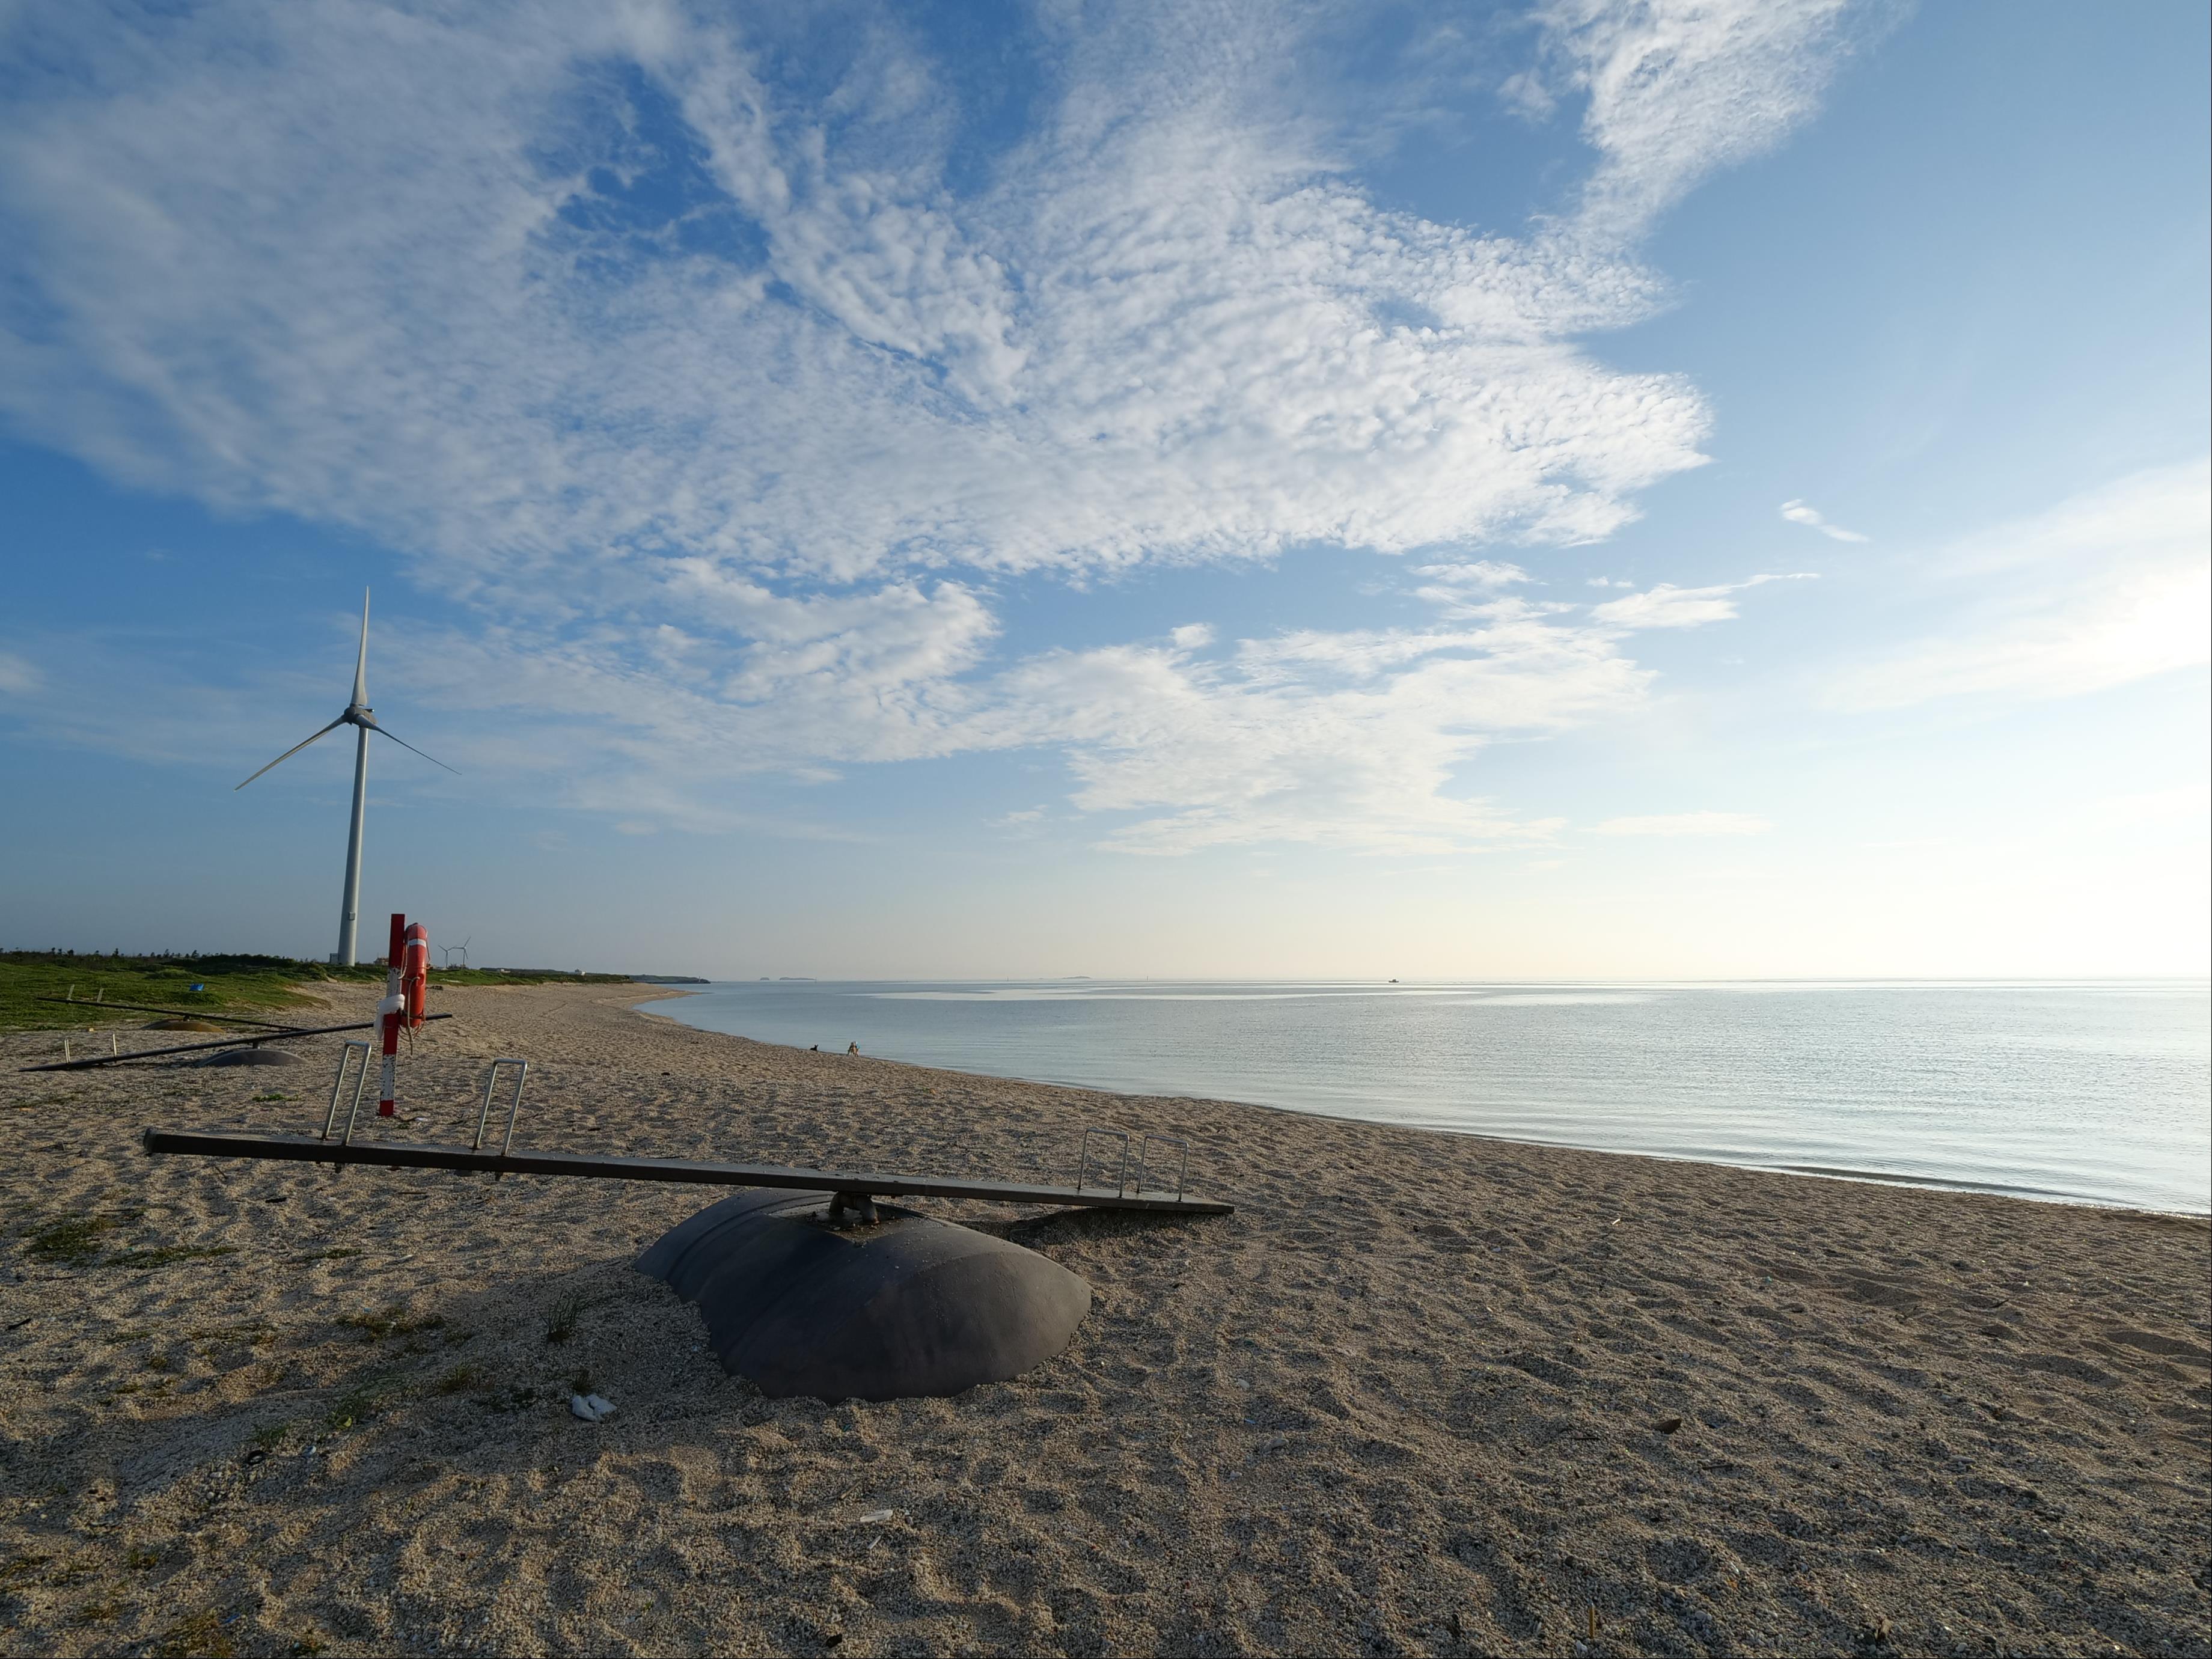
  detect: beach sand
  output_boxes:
[1,982,2205,1658]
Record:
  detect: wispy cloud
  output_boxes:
[1589,572,1816,629]
[1827,459,2211,710]
[1591,811,1773,836]
[1533,0,1894,239]
[1780,499,1869,542]
[0,0,1881,852]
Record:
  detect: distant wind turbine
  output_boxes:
[235,590,457,965]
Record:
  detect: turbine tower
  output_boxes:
[236,591,456,965]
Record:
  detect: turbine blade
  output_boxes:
[234,716,347,790]
[351,588,370,706]
[370,723,460,775]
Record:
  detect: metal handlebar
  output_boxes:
[323,1042,372,1144]
[473,1059,530,1159]
[1075,1128,1130,1195]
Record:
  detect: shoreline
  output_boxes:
[640,989,2212,1221]
[1,980,2205,1657]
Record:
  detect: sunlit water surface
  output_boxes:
[659,980,2210,1213]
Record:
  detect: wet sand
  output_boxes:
[1,982,2206,1657]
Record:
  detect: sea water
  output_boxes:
[658,980,2211,1214]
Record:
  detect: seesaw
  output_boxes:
[142,1054,1231,1402]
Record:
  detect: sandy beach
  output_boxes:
[1,981,2205,1658]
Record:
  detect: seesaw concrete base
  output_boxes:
[636,1190,1090,1401]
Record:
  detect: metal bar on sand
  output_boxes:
[21,1014,454,1073]
[141,1129,1234,1216]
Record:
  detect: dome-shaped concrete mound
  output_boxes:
[636,1190,1091,1401]
[191,1046,302,1067]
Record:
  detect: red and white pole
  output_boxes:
[377,912,404,1116]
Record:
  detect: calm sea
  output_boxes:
[658,980,2211,1214]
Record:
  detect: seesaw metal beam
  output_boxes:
[140,1129,1233,1216]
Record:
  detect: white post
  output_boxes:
[337,724,368,966]
[335,590,371,968]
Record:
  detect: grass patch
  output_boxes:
[0,1554,52,1584]
[322,1376,405,1432]
[2,950,641,1032]
[126,1545,164,1571]
[0,952,337,1034]
[25,1214,120,1266]
[337,1304,442,1340]
[435,1363,483,1396]
[107,1245,236,1271]
[69,1593,124,1625]
[545,1294,585,1344]
[154,1608,236,1659]
[191,1321,275,1348]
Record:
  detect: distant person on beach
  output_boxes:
[847,1041,859,1056]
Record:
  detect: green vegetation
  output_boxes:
[323,1379,397,1432]
[26,1214,123,1266]
[107,1245,236,1271]
[0,952,340,1033]
[1,949,639,1032]
[19,1210,228,1273]
[335,1303,442,1340]
[154,1608,236,1659]
[545,1294,584,1344]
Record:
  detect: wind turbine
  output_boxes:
[235,590,457,965]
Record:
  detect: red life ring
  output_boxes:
[402,922,430,1028]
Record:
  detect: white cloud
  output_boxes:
[1780,499,1868,542]
[0,1,1722,602]
[0,650,41,695]
[1534,0,1892,239]
[0,1,1877,853]
[1589,572,1815,629]
[1828,459,2211,710]
[1592,812,1773,836]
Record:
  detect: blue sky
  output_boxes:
[1,0,2205,978]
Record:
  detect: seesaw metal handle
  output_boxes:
[323,1042,373,1144]
[473,1059,530,1158]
